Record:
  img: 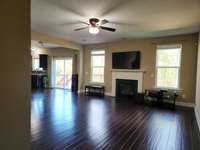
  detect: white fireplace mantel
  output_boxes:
[111,69,146,73]
[111,69,144,97]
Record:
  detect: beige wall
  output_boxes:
[195,33,200,127]
[83,33,198,103]
[0,0,30,149]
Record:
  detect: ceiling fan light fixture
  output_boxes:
[74,18,116,34]
[89,26,99,34]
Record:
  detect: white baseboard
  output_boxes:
[105,92,112,96]
[175,101,195,108]
[78,90,84,94]
[195,107,200,131]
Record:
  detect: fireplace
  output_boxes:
[116,79,138,98]
[111,69,144,97]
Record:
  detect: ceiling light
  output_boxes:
[89,27,99,34]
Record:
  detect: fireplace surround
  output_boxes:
[111,69,144,97]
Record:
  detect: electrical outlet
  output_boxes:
[182,94,186,99]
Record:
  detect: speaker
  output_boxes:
[71,74,78,93]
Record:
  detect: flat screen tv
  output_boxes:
[112,51,140,69]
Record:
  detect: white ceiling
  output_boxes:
[31,0,200,44]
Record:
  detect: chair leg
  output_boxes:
[173,97,176,110]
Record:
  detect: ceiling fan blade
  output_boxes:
[100,26,116,32]
[101,19,109,25]
[80,21,89,25]
[74,26,88,31]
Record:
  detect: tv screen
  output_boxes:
[112,51,140,69]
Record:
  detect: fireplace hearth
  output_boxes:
[116,79,138,98]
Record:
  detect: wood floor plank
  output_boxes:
[31,89,200,150]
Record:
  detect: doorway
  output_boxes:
[53,57,73,90]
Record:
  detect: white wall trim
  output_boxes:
[105,92,112,96]
[195,106,200,131]
[78,90,84,94]
[111,69,145,72]
[175,101,195,108]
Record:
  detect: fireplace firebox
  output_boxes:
[116,79,138,98]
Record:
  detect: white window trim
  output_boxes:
[90,50,105,84]
[155,44,182,90]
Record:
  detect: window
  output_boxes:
[91,50,105,83]
[156,44,181,89]
[32,58,39,70]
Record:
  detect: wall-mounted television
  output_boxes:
[112,51,140,69]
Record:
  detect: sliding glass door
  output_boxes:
[54,58,73,90]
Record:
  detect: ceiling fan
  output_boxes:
[74,18,116,34]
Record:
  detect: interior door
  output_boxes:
[54,58,72,90]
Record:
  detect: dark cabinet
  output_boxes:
[32,74,45,89]
[39,54,48,70]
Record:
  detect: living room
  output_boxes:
[1,0,200,150]
[83,34,197,105]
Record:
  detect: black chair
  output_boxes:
[162,91,178,109]
[144,89,178,109]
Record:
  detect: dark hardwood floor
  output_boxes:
[31,89,200,150]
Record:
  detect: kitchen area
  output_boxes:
[32,54,48,89]
[31,40,79,93]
